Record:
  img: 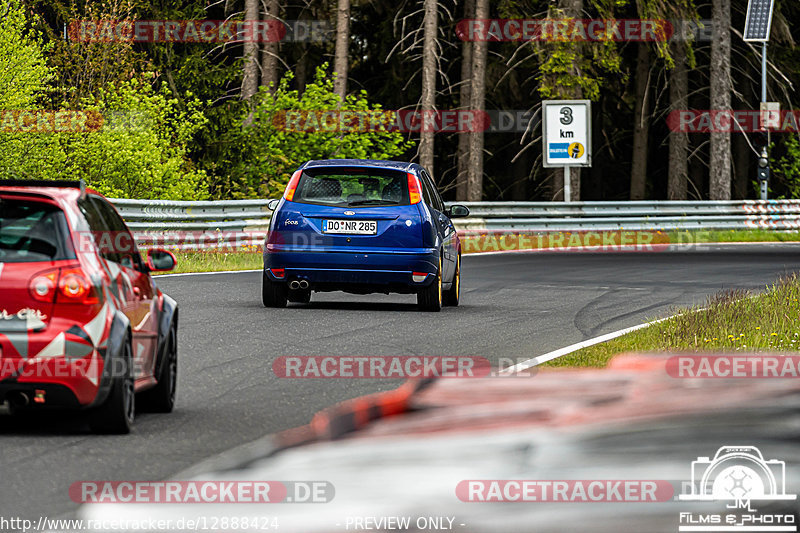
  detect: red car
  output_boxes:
[0,179,179,433]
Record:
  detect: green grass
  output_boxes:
[461,229,800,254]
[544,273,800,368]
[154,251,262,275]
[669,229,800,244]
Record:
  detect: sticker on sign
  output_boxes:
[542,100,591,167]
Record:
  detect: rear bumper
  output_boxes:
[264,248,438,290]
[0,349,107,407]
[0,316,116,408]
[0,382,82,409]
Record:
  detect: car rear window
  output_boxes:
[292,168,410,207]
[0,198,75,262]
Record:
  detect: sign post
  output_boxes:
[743,0,775,200]
[542,100,591,202]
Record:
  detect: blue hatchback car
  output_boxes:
[262,160,470,311]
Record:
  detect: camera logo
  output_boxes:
[679,446,796,501]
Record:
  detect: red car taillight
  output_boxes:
[29,267,99,304]
[29,268,59,302]
[284,170,302,201]
[407,173,422,204]
[57,268,99,304]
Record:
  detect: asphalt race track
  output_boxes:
[2,243,800,519]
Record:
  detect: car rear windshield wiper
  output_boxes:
[347,199,400,206]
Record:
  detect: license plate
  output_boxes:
[322,219,377,235]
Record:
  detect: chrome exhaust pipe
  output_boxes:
[8,391,29,408]
[298,280,309,290]
[289,280,301,290]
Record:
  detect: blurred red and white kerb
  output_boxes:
[667,355,800,378]
[68,20,332,43]
[456,19,672,42]
[456,480,674,502]
[70,481,334,504]
[273,356,492,378]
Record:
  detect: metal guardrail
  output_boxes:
[108,198,800,240]
[111,198,273,231]
[455,200,800,231]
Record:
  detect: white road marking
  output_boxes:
[499,316,672,375]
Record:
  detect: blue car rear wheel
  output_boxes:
[417,256,443,312]
[262,272,288,308]
[443,253,460,307]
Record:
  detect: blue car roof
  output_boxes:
[300,159,420,173]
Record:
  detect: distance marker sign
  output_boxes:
[542,100,591,167]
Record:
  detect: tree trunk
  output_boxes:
[629,44,650,200]
[733,133,749,199]
[419,0,438,175]
[466,0,488,201]
[296,46,309,95]
[456,0,475,201]
[689,133,706,199]
[709,0,732,199]
[333,0,350,101]
[260,0,280,92]
[295,7,310,95]
[511,150,531,199]
[667,39,689,200]
[241,0,260,99]
[565,0,582,201]
[547,0,583,201]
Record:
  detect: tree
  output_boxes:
[668,38,689,200]
[59,80,209,200]
[709,0,732,199]
[44,0,140,109]
[22,0,800,202]
[629,43,651,200]
[333,0,350,100]
[456,0,474,201]
[0,0,51,109]
[537,0,587,201]
[466,0,488,201]
[242,0,260,99]
[418,0,438,175]
[559,0,583,201]
[261,0,280,91]
[206,66,413,198]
